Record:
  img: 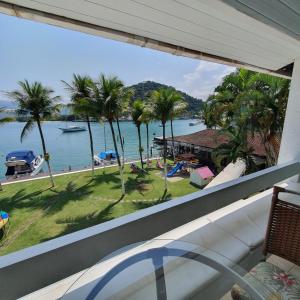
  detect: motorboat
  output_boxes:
[5,150,44,178]
[59,126,86,133]
[189,121,201,126]
[94,150,117,166]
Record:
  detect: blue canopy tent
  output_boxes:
[6,150,36,163]
[99,150,117,160]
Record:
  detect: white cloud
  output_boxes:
[181,61,235,100]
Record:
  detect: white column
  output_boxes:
[278,57,300,164]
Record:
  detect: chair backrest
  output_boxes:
[263,186,300,266]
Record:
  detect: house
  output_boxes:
[190,166,214,187]
[154,129,269,166]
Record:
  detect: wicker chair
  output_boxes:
[231,186,300,300]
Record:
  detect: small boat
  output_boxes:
[59,126,86,133]
[5,150,44,178]
[189,121,201,126]
[94,150,117,166]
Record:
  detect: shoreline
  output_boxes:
[1,156,161,186]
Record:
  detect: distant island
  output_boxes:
[0,81,204,121]
[128,81,204,115]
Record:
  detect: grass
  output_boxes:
[0,163,198,256]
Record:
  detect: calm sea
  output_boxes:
[0,120,205,179]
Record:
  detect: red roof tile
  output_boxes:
[164,129,267,157]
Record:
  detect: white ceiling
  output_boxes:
[1,0,300,76]
[223,0,300,41]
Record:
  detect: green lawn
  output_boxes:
[0,163,198,256]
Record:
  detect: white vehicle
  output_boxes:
[94,151,118,166]
[59,126,86,133]
[5,150,44,178]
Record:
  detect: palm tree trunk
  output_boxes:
[104,122,107,152]
[37,119,54,187]
[86,116,95,178]
[170,118,175,161]
[109,120,125,195]
[146,123,149,160]
[137,125,144,169]
[116,118,124,153]
[162,121,167,190]
[103,122,107,172]
[116,117,125,169]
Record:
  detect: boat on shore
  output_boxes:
[59,126,86,133]
[94,150,118,166]
[5,150,44,178]
[189,121,201,126]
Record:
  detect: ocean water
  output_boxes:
[0,120,205,179]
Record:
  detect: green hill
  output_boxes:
[128,81,203,115]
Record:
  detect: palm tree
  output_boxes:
[62,75,96,178]
[7,80,60,187]
[115,88,133,170]
[140,105,153,161]
[213,126,256,173]
[243,73,289,166]
[204,69,289,167]
[151,88,178,189]
[199,97,219,129]
[97,74,127,194]
[205,69,254,128]
[131,99,145,168]
[170,98,186,160]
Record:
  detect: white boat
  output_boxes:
[5,150,44,178]
[59,126,86,133]
[94,151,118,166]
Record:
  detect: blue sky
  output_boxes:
[0,13,235,103]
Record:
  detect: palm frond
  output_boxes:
[20,119,35,142]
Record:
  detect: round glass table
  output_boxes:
[62,239,273,300]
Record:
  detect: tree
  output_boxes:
[205,69,254,128]
[140,105,153,161]
[115,88,133,170]
[170,98,186,160]
[97,74,127,195]
[213,126,256,173]
[204,69,289,167]
[243,73,289,166]
[7,80,61,187]
[151,88,178,189]
[131,99,145,168]
[62,75,96,178]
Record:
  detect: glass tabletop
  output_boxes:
[62,239,273,300]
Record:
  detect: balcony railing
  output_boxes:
[0,161,299,299]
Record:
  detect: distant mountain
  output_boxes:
[0,100,15,109]
[128,81,203,115]
[1,81,204,116]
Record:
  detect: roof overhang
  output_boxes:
[1,0,300,78]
